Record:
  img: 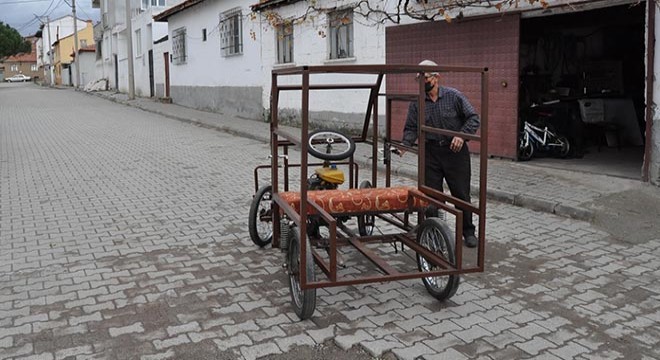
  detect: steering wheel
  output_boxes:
[308,130,356,161]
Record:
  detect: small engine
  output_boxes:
[307,164,344,190]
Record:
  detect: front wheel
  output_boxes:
[288,228,316,320]
[248,185,273,247]
[416,218,460,301]
[356,180,375,236]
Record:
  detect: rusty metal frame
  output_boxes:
[267,64,489,289]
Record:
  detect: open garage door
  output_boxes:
[386,14,520,158]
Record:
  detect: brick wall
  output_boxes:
[386,14,520,158]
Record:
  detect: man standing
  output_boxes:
[402,60,480,248]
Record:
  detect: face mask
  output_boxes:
[425,82,434,93]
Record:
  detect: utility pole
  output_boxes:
[72,0,81,89]
[46,16,54,86]
[125,0,135,99]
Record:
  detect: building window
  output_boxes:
[97,39,103,60]
[172,27,186,65]
[151,0,165,6]
[81,39,87,48]
[220,8,242,56]
[202,28,207,42]
[31,64,38,71]
[276,23,293,64]
[10,64,18,71]
[328,9,353,60]
[135,29,142,56]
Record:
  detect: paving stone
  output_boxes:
[214,333,253,352]
[109,322,145,337]
[2,86,659,360]
[515,337,557,356]
[274,333,316,352]
[239,342,281,360]
[390,342,435,360]
[548,341,591,360]
[422,348,469,360]
[334,329,374,350]
[166,322,201,337]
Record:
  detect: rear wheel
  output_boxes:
[518,133,534,161]
[416,218,460,301]
[288,228,316,320]
[357,180,375,236]
[248,185,273,247]
[555,135,571,158]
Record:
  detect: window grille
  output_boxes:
[220,8,243,56]
[328,9,353,59]
[172,27,186,65]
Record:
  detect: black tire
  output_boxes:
[248,185,273,247]
[308,130,356,161]
[518,133,534,161]
[357,180,375,236]
[416,218,460,301]
[555,135,571,158]
[288,228,316,320]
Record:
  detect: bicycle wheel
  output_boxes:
[416,218,460,301]
[308,130,356,161]
[356,180,375,236]
[555,135,571,158]
[287,227,316,320]
[518,133,534,161]
[248,185,273,247]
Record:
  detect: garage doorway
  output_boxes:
[518,3,646,179]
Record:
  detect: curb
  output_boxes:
[90,91,594,222]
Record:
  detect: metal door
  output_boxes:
[148,50,154,97]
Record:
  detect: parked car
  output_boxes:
[6,74,31,82]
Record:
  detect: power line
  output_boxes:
[0,0,50,5]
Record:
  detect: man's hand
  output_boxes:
[450,136,464,152]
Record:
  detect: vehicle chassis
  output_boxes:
[255,64,489,320]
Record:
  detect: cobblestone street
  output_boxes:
[1,83,659,360]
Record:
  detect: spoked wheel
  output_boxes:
[416,218,460,301]
[518,133,534,161]
[287,227,316,320]
[555,135,571,158]
[308,130,356,161]
[357,180,375,236]
[248,185,273,247]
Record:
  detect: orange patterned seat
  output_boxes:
[279,186,427,215]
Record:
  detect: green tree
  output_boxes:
[0,22,31,58]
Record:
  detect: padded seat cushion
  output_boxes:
[279,186,426,215]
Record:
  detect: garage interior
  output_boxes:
[518,3,646,179]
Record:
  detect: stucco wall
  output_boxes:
[171,85,262,120]
[652,7,660,185]
[166,0,265,118]
[257,0,387,130]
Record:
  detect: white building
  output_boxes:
[36,15,90,85]
[154,0,387,123]
[71,46,97,88]
[92,0,184,95]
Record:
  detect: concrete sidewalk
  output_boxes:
[85,89,643,222]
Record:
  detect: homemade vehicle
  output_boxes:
[249,64,489,320]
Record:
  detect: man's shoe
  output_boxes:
[464,234,478,248]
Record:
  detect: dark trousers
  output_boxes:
[424,142,475,237]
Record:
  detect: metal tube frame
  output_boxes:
[267,64,489,290]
